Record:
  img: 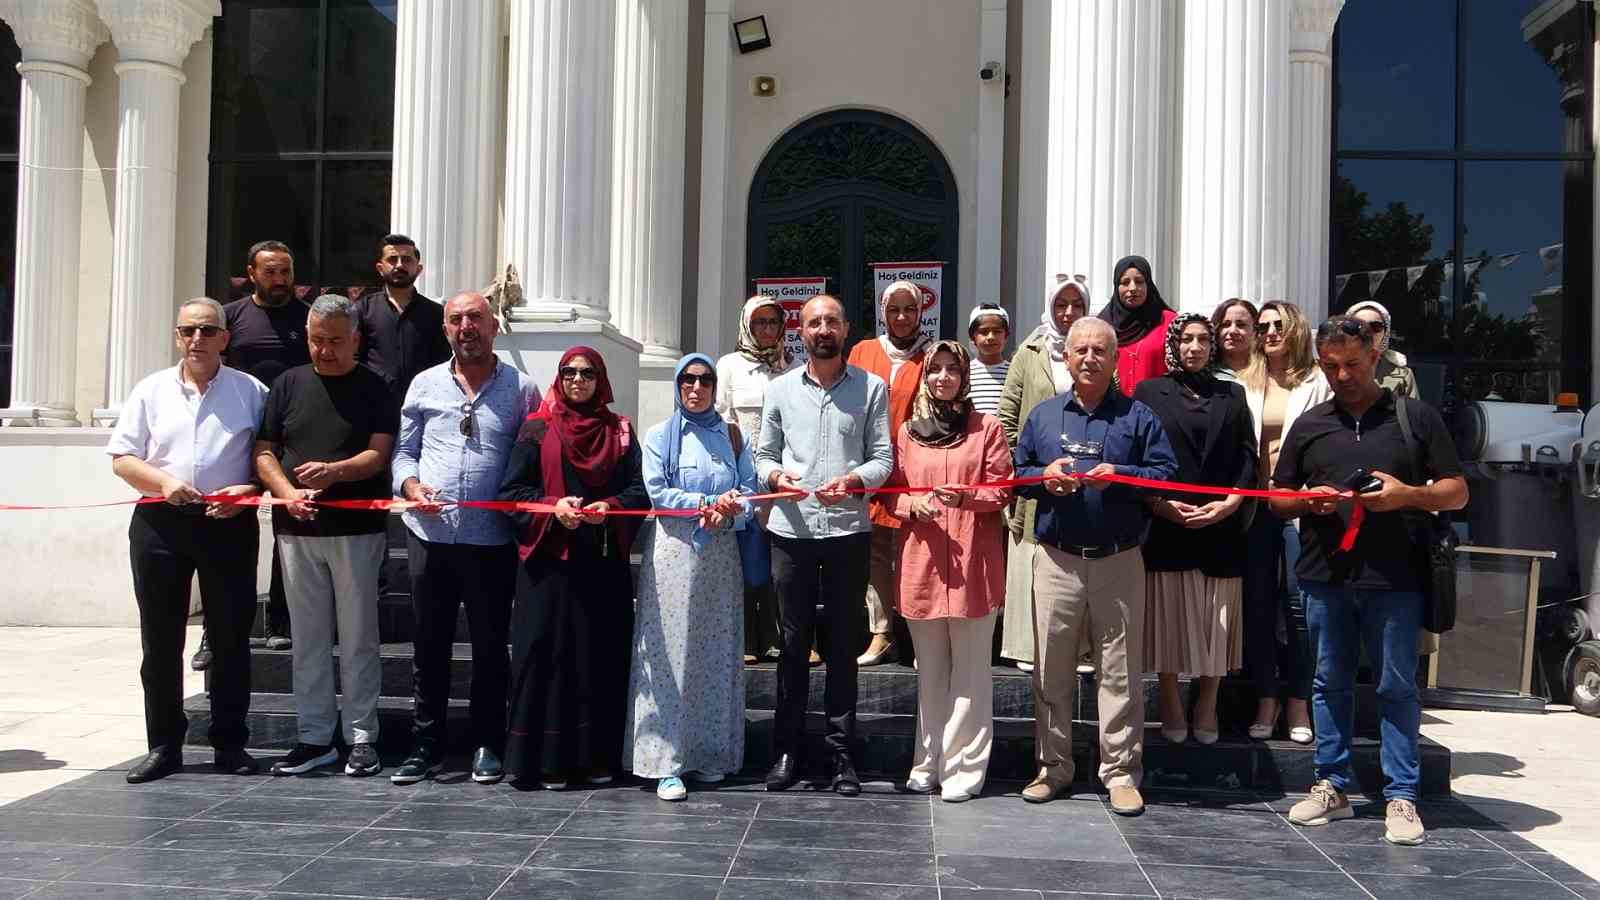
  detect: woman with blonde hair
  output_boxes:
[1211,298,1260,383]
[1245,301,1330,744]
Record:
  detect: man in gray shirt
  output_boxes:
[755,294,892,794]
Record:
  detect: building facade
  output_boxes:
[0,0,1593,623]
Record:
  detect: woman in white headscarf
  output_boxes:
[716,295,801,664]
[996,273,1090,671]
[1345,300,1419,399]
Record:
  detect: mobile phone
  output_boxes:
[1342,467,1383,494]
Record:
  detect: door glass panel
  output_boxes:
[861,204,943,339]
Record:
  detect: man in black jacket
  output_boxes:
[356,234,449,399]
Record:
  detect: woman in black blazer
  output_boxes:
[1133,313,1258,746]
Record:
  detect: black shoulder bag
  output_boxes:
[1395,396,1458,634]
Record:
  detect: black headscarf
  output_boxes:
[1098,255,1171,346]
[1164,312,1218,390]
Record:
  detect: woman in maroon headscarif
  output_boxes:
[498,346,648,789]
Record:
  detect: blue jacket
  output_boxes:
[1014,388,1179,550]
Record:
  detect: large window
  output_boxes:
[206,0,397,299]
[0,23,19,407]
[1332,0,1594,414]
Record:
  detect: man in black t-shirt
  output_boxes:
[355,234,449,398]
[215,240,311,656]
[1269,316,1467,848]
[254,294,398,779]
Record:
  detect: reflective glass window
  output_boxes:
[1335,0,1455,151]
[1463,0,1593,153]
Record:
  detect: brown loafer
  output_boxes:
[1021,775,1067,803]
[1109,785,1145,816]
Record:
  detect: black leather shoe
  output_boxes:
[472,747,504,785]
[765,753,798,792]
[390,747,443,785]
[127,749,182,784]
[213,748,258,776]
[190,633,212,671]
[832,754,861,796]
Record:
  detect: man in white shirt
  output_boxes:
[107,298,269,784]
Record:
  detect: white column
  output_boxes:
[502,0,616,324]
[1018,0,1177,330]
[96,0,215,421]
[0,1,108,425]
[390,0,503,301]
[1174,0,1291,314]
[611,0,688,365]
[694,0,734,356]
[973,0,1006,306]
[1285,0,1344,324]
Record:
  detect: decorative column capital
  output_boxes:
[0,0,109,71]
[1290,0,1344,59]
[95,0,216,69]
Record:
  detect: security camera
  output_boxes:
[980,61,1002,81]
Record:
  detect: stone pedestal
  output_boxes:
[390,0,503,301]
[1286,0,1344,324]
[0,0,108,425]
[95,0,216,423]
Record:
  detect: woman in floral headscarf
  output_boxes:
[1132,314,1257,746]
[1345,300,1419,399]
[883,339,1013,801]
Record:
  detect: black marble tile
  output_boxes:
[495,867,724,899]
[1322,843,1546,880]
[577,786,761,818]
[936,853,1155,895]
[55,768,258,797]
[274,856,512,900]
[0,879,40,900]
[0,811,181,846]
[1354,873,1585,900]
[528,836,736,877]
[1123,834,1337,870]
[195,795,396,828]
[554,809,749,845]
[730,846,937,886]
[248,770,419,803]
[60,846,309,890]
[755,795,932,826]
[933,806,1131,863]
[9,788,221,820]
[1142,864,1372,900]
[720,879,941,899]
[26,885,248,899]
[1299,814,1505,850]
[1516,852,1600,886]
[0,841,119,880]
[743,817,931,854]
[135,819,357,856]
[1472,828,1549,853]
[1112,803,1300,842]
[329,827,540,868]
[373,802,570,837]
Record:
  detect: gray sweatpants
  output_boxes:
[278,533,385,746]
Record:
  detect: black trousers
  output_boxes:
[771,531,870,759]
[1243,510,1313,703]
[129,503,258,752]
[408,534,516,752]
[265,540,289,636]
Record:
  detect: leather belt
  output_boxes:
[1052,539,1138,560]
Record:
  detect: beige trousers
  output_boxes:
[865,525,898,635]
[1001,531,1036,662]
[907,612,996,798]
[1031,543,1146,789]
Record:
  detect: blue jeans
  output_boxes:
[1302,582,1423,801]
[1243,514,1311,701]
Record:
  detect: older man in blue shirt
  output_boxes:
[1014,316,1177,816]
[389,292,536,786]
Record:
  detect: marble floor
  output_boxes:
[0,749,1595,900]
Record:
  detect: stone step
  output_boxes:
[182,694,1449,796]
[240,643,1382,737]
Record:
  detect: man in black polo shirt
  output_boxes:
[356,234,449,398]
[1269,315,1467,847]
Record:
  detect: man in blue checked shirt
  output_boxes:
[389,292,537,787]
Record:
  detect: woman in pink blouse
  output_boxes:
[886,339,1013,802]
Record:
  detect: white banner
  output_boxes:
[870,262,943,344]
[753,275,827,363]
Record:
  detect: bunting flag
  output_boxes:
[1540,243,1564,274]
[1365,269,1391,293]
[1405,265,1427,291]
[1334,273,1353,296]
[1495,253,1522,269]
[1462,259,1483,281]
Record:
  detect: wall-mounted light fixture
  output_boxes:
[752,75,777,97]
[733,15,771,53]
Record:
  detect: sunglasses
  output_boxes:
[176,324,223,338]
[559,366,597,382]
[1054,273,1088,285]
[677,373,716,388]
[1255,320,1287,336]
[1361,320,1386,333]
[459,401,474,438]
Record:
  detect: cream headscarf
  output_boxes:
[1346,299,1409,368]
[877,280,933,362]
[1039,273,1092,363]
[735,294,790,370]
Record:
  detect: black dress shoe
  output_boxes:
[472,747,504,784]
[127,749,182,784]
[832,754,861,796]
[765,753,798,792]
[213,748,258,776]
[190,633,213,671]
